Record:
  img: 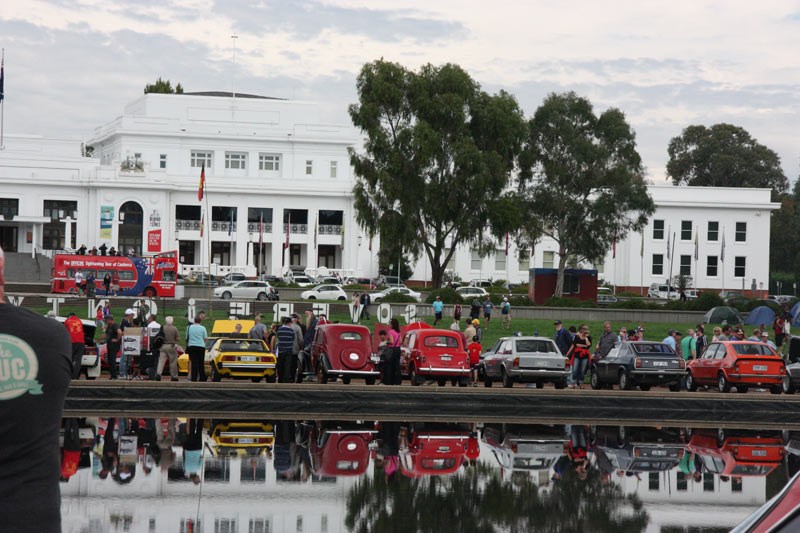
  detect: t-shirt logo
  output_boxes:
[0,334,44,400]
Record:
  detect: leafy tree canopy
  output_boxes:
[349,60,528,288]
[667,123,788,194]
[518,92,655,296]
[144,77,184,94]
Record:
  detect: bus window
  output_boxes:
[97,270,111,279]
[118,270,135,281]
[80,269,96,278]
[67,268,75,277]
[161,270,176,282]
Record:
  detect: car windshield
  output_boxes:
[219,340,267,352]
[515,340,557,353]
[632,343,674,355]
[423,336,459,348]
[339,332,363,341]
[731,343,776,356]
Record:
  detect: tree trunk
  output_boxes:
[431,260,446,289]
[554,245,568,298]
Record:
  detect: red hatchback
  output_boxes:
[686,341,785,394]
[311,324,380,385]
[400,328,471,386]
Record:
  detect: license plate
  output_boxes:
[370,355,381,363]
[441,355,452,361]
[653,361,668,367]
[651,450,667,456]
[237,438,255,444]
[752,450,767,457]
[240,356,257,362]
[753,365,768,371]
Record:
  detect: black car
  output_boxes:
[783,361,800,394]
[590,341,685,391]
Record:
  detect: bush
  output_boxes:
[380,292,418,304]
[425,288,464,304]
[686,292,724,311]
[543,296,596,308]
[609,299,661,310]
[343,284,372,290]
[617,290,644,297]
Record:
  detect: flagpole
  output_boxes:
[667,231,676,299]
[1,48,5,150]
[640,231,644,296]
[204,171,212,315]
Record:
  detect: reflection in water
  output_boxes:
[57,417,798,532]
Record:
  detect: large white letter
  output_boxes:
[273,303,294,322]
[187,298,196,322]
[377,303,392,324]
[347,302,363,323]
[47,297,65,316]
[402,304,418,324]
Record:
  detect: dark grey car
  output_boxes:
[591,341,685,391]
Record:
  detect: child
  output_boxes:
[467,335,482,386]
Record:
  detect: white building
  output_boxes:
[410,185,778,295]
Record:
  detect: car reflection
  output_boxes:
[481,423,566,476]
[309,423,376,477]
[594,425,686,474]
[687,429,785,478]
[206,420,274,457]
[398,423,479,478]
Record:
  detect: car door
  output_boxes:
[605,345,627,383]
[595,345,617,382]
[695,344,717,383]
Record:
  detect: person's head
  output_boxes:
[569,325,577,334]
[713,326,722,336]
[124,308,135,320]
[762,330,770,340]
[554,320,562,330]
[686,328,694,338]
[305,309,315,319]
[472,319,479,327]
[234,323,243,333]
[752,328,761,337]
[603,321,611,333]
[722,325,731,335]
[148,314,156,323]
[675,331,683,339]
[282,316,292,325]
[198,310,206,321]
[67,312,76,318]
[194,316,202,324]
[472,335,479,342]
[379,330,387,340]
[578,324,588,336]
[390,318,400,332]
[436,296,441,301]
[291,313,299,323]
[105,315,115,324]
[165,316,174,326]
[696,325,704,335]
[619,326,627,337]
[255,314,262,324]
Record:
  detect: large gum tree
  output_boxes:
[519,91,655,297]
[349,60,527,288]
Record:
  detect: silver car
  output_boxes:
[482,336,568,389]
[213,280,276,300]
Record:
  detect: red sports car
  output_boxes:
[687,429,784,478]
[686,341,785,393]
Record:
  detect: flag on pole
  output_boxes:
[505,232,509,256]
[721,229,726,262]
[258,213,263,246]
[284,214,290,250]
[694,228,699,261]
[313,216,318,250]
[199,211,205,238]
[0,54,4,103]
[228,209,234,236]
[198,163,205,202]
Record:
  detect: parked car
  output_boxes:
[309,324,380,384]
[289,275,315,287]
[219,272,247,285]
[213,280,278,301]
[455,286,489,299]
[684,289,700,299]
[783,361,800,394]
[177,319,254,376]
[481,424,566,474]
[378,275,404,287]
[769,294,795,305]
[597,294,619,307]
[368,286,422,303]
[189,272,219,287]
[719,290,744,304]
[591,340,685,391]
[317,276,342,285]
[206,421,275,455]
[310,425,376,477]
[55,316,102,379]
[209,338,277,383]
[301,284,348,301]
[647,283,679,299]
[686,341,785,394]
[344,277,376,287]
[469,279,493,288]
[687,429,785,478]
[399,424,478,477]
[260,274,283,284]
[593,426,685,473]
[481,336,568,389]
[400,328,471,386]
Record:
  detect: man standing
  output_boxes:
[680,329,697,360]
[595,321,616,359]
[249,314,267,342]
[554,320,571,356]
[0,246,72,532]
[157,316,181,382]
[464,320,477,343]
[500,297,511,330]
[186,316,208,382]
[695,325,708,357]
[432,296,444,325]
[104,315,120,380]
[359,292,371,320]
[64,312,85,379]
[662,330,678,351]
[482,296,494,327]
[144,315,162,380]
[119,309,135,379]
[74,269,85,296]
[276,317,297,383]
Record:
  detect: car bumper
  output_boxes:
[416,366,471,375]
[631,370,685,382]
[327,369,381,376]
[729,373,783,381]
[508,369,569,380]
[218,362,277,371]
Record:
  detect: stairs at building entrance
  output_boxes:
[3,252,53,284]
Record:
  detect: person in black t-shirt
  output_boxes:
[105,315,121,379]
[0,246,72,533]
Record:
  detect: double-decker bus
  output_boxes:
[50,251,178,297]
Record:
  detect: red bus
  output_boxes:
[51,251,178,297]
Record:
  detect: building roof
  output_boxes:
[182,91,286,100]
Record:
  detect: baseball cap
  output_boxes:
[124,308,134,315]
[761,331,769,337]
[554,320,562,325]
[472,319,479,325]
[503,297,508,301]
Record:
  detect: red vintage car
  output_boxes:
[311,324,380,385]
[686,341,786,394]
[400,328,471,386]
[399,425,479,478]
[687,429,784,477]
[310,426,376,477]
[732,470,800,532]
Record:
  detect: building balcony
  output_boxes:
[318,224,342,235]
[176,219,201,231]
[212,221,237,233]
[246,222,273,233]
[283,223,308,235]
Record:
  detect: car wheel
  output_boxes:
[211,363,222,382]
[308,295,316,300]
[338,296,346,301]
[686,372,698,392]
[222,291,232,300]
[501,368,514,388]
[365,376,376,385]
[257,292,267,301]
[737,385,748,393]
[251,376,262,383]
[554,380,566,390]
[619,370,632,391]
[590,370,602,390]
[317,362,328,384]
[770,384,782,395]
[717,373,731,393]
[341,376,351,385]
[409,366,421,386]
[484,373,493,387]
[458,378,469,387]
[638,384,651,392]
[783,376,796,394]
[437,379,447,387]
[266,373,276,384]
[668,381,681,392]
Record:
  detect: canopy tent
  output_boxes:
[791,302,800,327]
[703,306,744,325]
[744,306,776,326]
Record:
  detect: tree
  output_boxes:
[667,123,788,195]
[518,92,655,297]
[349,60,528,288]
[144,77,184,94]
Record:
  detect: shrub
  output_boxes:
[609,299,660,310]
[380,292,418,304]
[686,292,724,311]
[425,288,464,304]
[543,296,596,308]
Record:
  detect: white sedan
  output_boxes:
[369,286,422,303]
[456,286,489,299]
[213,281,276,300]
[301,284,348,301]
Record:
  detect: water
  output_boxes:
[59,417,797,532]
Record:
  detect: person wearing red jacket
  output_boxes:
[467,336,483,386]
[64,312,85,379]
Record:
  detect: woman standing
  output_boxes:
[385,318,402,385]
[352,292,361,322]
[186,316,208,382]
[565,325,592,389]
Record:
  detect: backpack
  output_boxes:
[151,325,165,350]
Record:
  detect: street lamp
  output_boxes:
[356,235,362,273]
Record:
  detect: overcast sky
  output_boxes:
[1,0,799,181]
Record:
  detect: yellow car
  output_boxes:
[207,421,275,456]
[177,319,257,377]
[209,337,277,382]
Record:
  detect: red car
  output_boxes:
[400,425,479,477]
[400,328,471,386]
[310,426,376,477]
[732,470,800,532]
[311,324,380,385]
[687,429,784,477]
[686,341,785,393]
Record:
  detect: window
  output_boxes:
[735,222,747,242]
[330,161,338,178]
[225,152,247,170]
[159,154,167,169]
[518,249,530,272]
[680,255,691,276]
[305,160,313,175]
[563,274,580,294]
[680,220,691,240]
[191,150,213,168]
[652,254,663,276]
[648,472,660,491]
[734,256,746,278]
[707,256,718,277]
[471,250,482,270]
[707,221,719,241]
[258,154,281,172]
[495,250,506,271]
[652,219,664,240]
[0,198,19,219]
[543,251,555,269]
